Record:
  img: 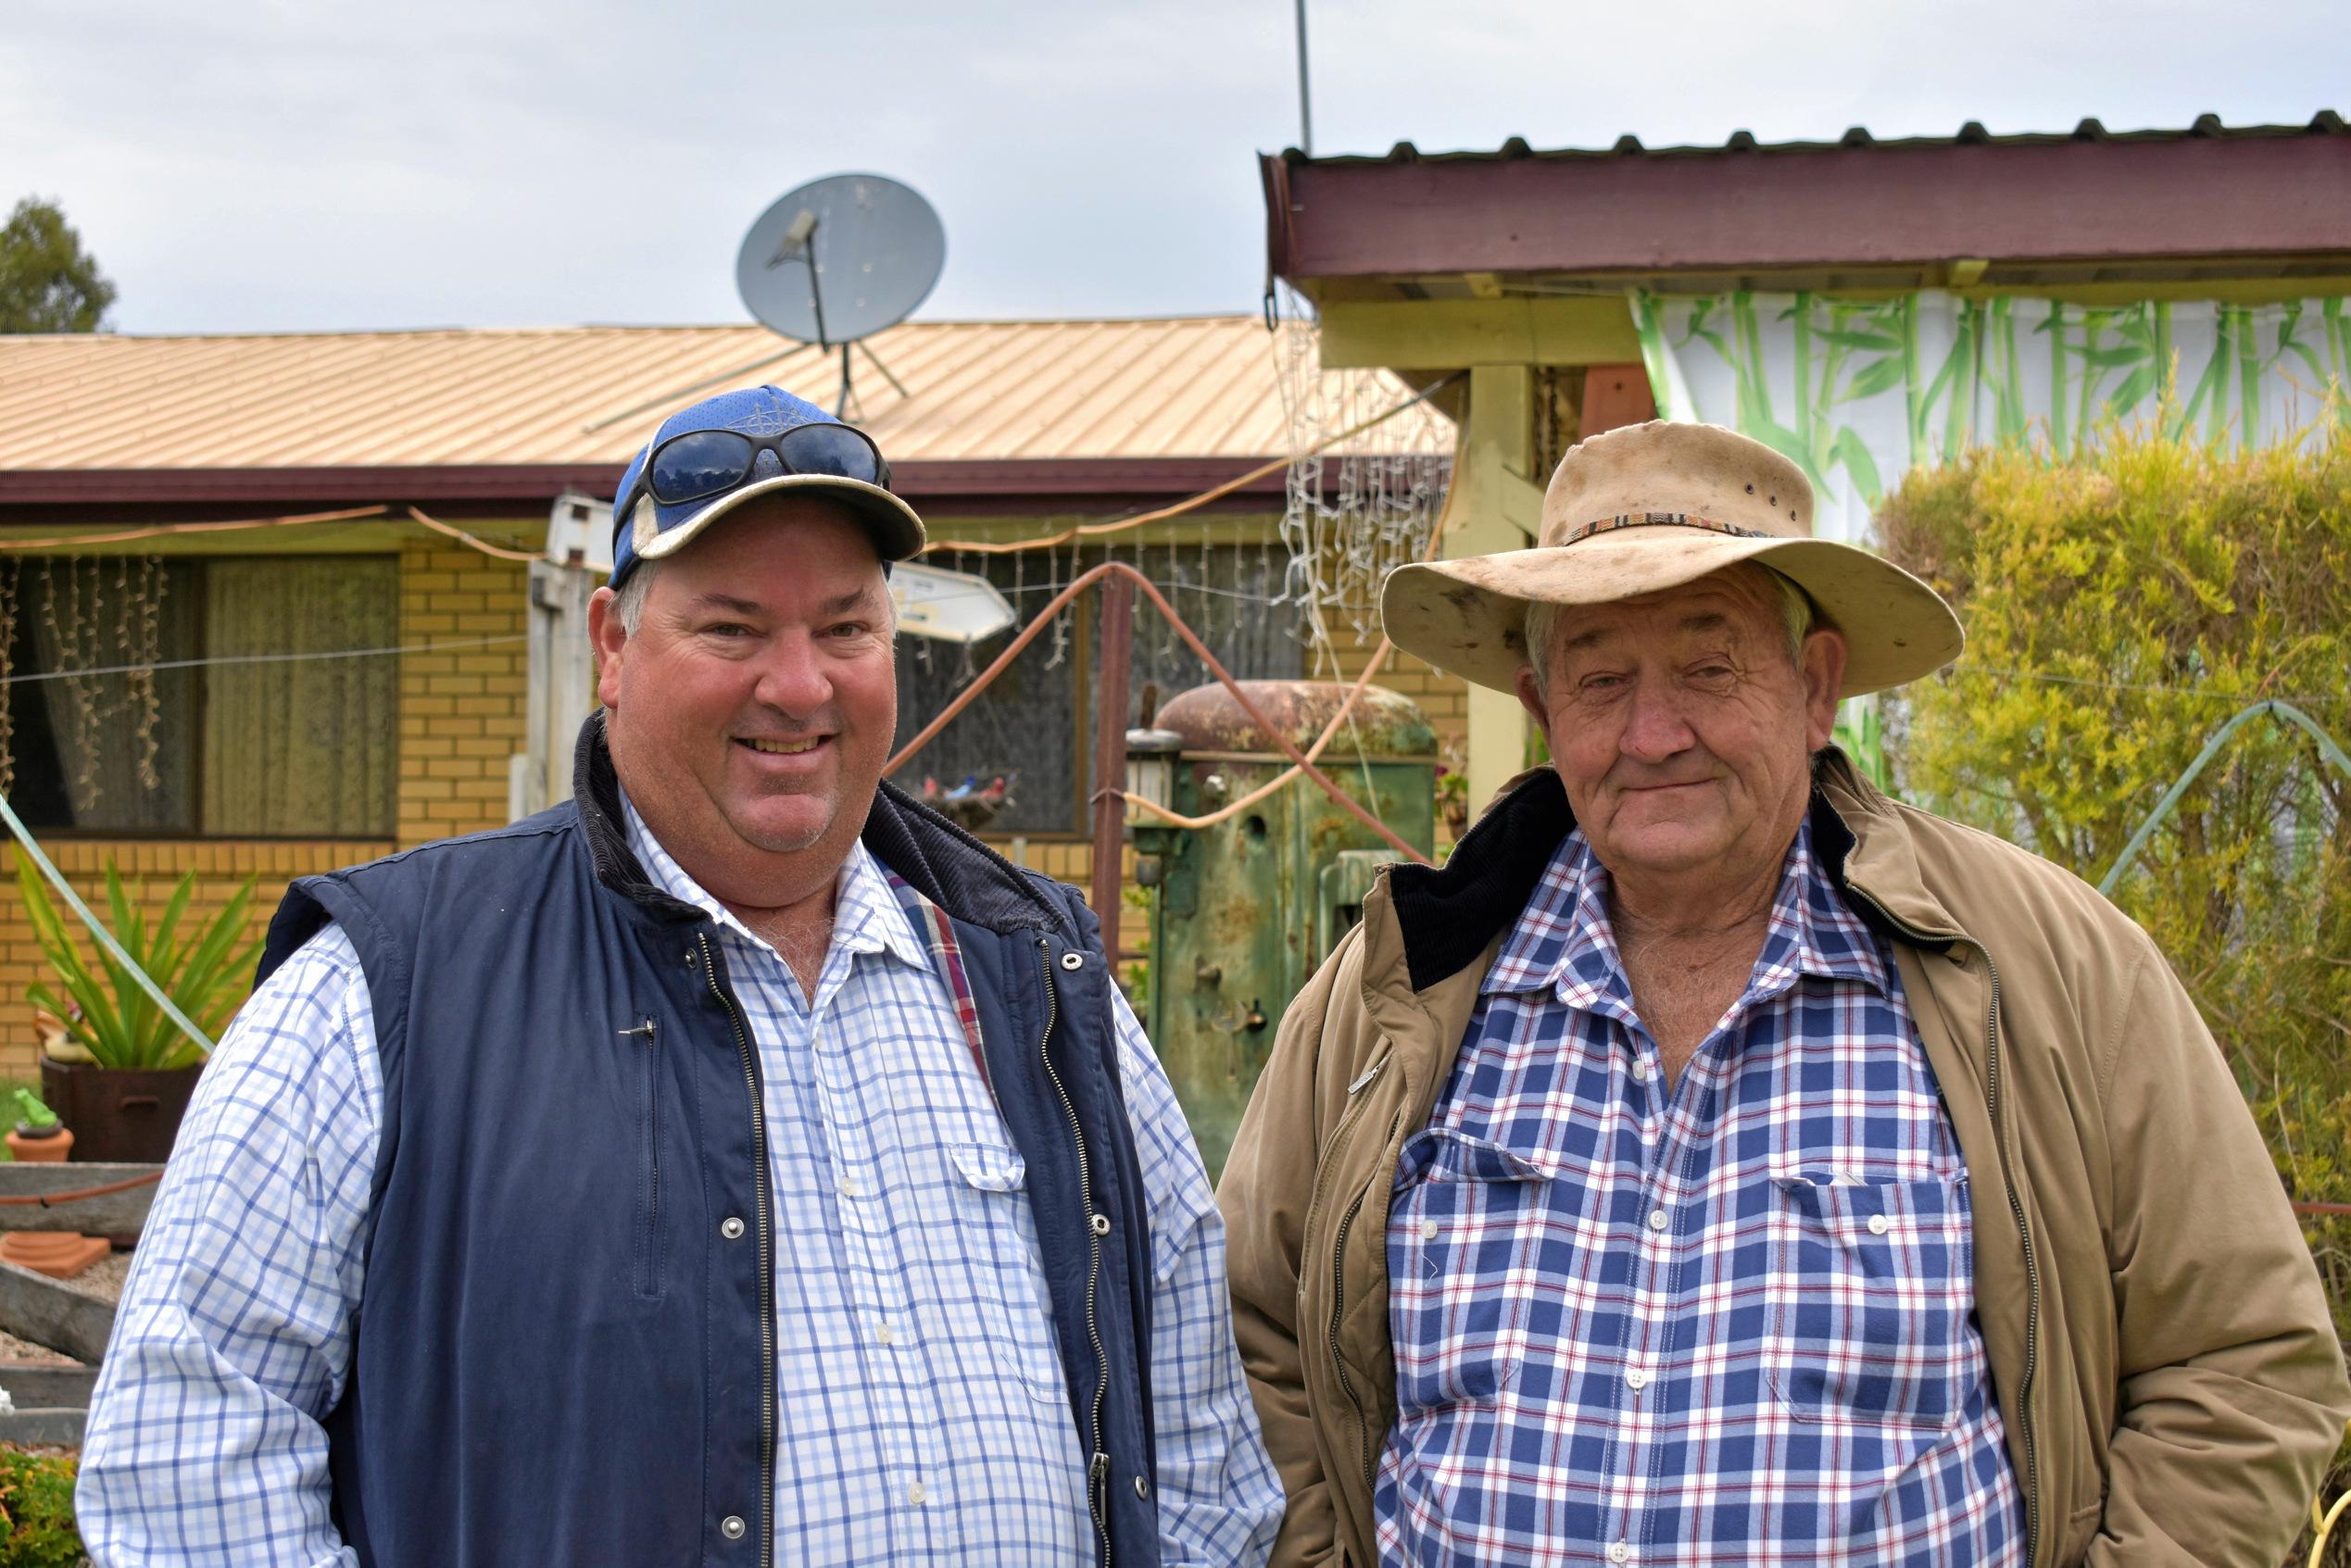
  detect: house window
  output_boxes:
[894,544,1307,834]
[4,556,399,837]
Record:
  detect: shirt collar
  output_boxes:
[619,791,931,973]
[1483,820,1889,1007]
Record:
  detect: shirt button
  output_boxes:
[1630,1059,1651,1082]
[1609,1544,1631,1565]
[1647,1208,1669,1233]
[1419,1219,1439,1241]
[720,1216,745,1240]
[877,1322,896,1346]
[1867,1213,1892,1236]
[840,1177,862,1198]
[907,1480,927,1505]
[720,1515,746,1540]
[1625,1368,1649,1392]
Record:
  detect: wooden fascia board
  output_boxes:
[1317,297,1643,369]
[1277,136,2351,279]
[0,457,1298,512]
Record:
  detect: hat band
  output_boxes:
[1561,512,1777,546]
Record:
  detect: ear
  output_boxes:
[1798,627,1849,751]
[1512,662,1554,751]
[589,586,628,710]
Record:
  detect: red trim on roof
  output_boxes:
[0,458,1291,511]
[1265,131,2351,280]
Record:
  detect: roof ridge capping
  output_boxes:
[1279,111,2347,166]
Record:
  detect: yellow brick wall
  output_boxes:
[396,542,529,847]
[0,838,390,1075]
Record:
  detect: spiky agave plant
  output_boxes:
[14,849,262,1070]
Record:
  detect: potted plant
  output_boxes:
[14,851,264,1163]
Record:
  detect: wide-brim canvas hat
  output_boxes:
[610,384,925,586]
[1381,420,1962,696]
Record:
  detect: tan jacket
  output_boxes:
[1219,755,2351,1568]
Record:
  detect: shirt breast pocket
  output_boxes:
[947,1142,1066,1404]
[1389,1129,1552,1412]
[1768,1173,1973,1432]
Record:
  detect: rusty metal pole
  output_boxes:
[1089,574,1136,962]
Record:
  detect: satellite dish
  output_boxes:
[735,173,946,349]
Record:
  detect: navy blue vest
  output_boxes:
[258,717,1162,1568]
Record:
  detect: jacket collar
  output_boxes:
[571,713,1073,940]
[1380,746,1957,994]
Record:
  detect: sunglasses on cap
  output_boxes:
[626,420,892,512]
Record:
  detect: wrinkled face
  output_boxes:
[590,497,896,909]
[1514,566,1845,892]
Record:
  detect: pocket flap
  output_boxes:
[1399,1127,1553,1186]
[950,1143,1027,1193]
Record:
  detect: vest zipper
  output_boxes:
[1035,936,1113,1565]
[699,933,776,1568]
[1845,887,2041,1567]
[634,1017,660,1298]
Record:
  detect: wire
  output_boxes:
[920,372,1462,558]
[0,506,391,551]
[886,559,1432,865]
[0,633,527,687]
[404,506,544,562]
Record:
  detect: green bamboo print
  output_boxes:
[2044,300,2070,456]
[2233,304,2262,447]
[1901,295,1925,470]
[1633,291,1679,420]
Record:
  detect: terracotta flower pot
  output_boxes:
[0,1125,110,1279]
[38,1056,204,1164]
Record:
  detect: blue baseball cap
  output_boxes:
[610,384,924,587]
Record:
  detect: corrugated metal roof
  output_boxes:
[1285,110,2347,168]
[0,316,1389,470]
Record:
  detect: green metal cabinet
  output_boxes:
[1131,680,1436,1178]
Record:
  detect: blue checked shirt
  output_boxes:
[80,800,1282,1566]
[1377,824,2024,1566]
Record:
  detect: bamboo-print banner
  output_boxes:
[1634,291,2351,542]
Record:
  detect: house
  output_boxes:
[0,316,1462,1070]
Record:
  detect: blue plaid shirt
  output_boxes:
[1377,825,2023,1566]
[81,801,1281,1566]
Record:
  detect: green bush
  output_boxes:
[1879,419,2351,1562]
[0,1446,84,1566]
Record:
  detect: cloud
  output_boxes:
[4,0,2339,332]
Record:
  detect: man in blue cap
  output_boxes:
[80,386,1285,1567]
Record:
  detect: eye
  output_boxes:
[825,620,873,639]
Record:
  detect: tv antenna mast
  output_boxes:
[736,172,946,419]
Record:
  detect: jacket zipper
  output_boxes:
[1846,888,2041,1567]
[1317,1055,1391,1493]
[1035,937,1113,1565]
[699,934,777,1568]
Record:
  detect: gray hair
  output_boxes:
[612,559,661,635]
[1523,563,1817,696]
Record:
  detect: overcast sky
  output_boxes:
[5,0,2339,336]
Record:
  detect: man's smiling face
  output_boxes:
[592,495,897,910]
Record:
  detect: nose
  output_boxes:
[750,632,835,715]
[1616,672,1696,764]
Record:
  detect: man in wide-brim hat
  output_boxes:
[1219,420,2350,1568]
